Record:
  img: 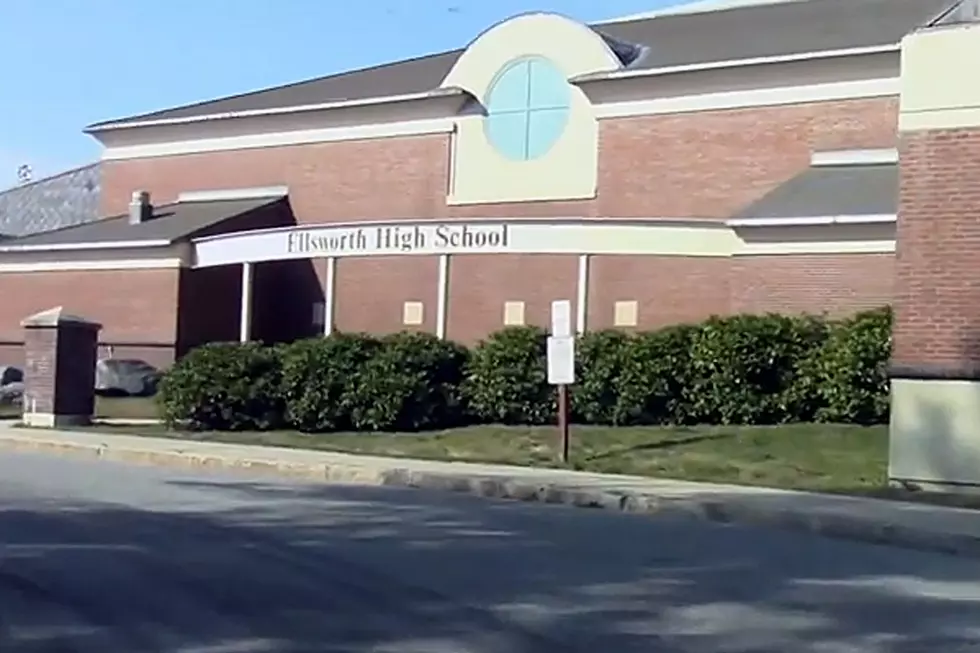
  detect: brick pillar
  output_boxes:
[890,18,980,490]
[21,307,102,428]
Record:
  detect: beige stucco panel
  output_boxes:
[503,301,526,326]
[443,12,622,205]
[449,110,598,205]
[402,301,424,326]
[899,24,980,131]
[890,378,980,487]
[613,301,639,327]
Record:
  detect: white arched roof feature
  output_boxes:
[439,12,624,99]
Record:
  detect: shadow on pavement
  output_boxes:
[1,474,980,652]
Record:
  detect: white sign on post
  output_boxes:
[551,300,572,338]
[547,299,575,385]
[547,336,575,385]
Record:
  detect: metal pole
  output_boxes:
[557,383,570,464]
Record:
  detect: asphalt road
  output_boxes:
[0,453,979,653]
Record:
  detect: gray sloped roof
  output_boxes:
[0,163,101,237]
[2,196,283,248]
[732,163,897,220]
[88,0,954,130]
[596,0,951,71]
[87,51,464,129]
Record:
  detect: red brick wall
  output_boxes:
[598,97,897,218]
[446,255,579,344]
[83,96,899,347]
[732,254,895,317]
[893,128,980,374]
[334,256,439,335]
[100,136,452,220]
[0,269,180,367]
[588,256,732,329]
[100,97,898,221]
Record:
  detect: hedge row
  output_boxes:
[157,307,892,432]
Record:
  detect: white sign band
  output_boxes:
[192,219,740,268]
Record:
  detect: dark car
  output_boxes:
[94,359,163,397]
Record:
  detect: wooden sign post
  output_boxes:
[548,300,575,464]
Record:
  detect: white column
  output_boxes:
[436,254,449,339]
[239,262,253,343]
[576,254,589,335]
[323,256,336,336]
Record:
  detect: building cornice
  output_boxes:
[86,88,468,133]
[570,44,899,84]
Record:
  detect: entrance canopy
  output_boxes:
[191,217,741,268]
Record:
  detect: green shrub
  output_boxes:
[280,333,379,432]
[571,330,630,424]
[685,314,827,425]
[157,342,284,431]
[810,307,892,425]
[462,326,552,425]
[349,331,469,431]
[159,306,893,433]
[614,325,698,425]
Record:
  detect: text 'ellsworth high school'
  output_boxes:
[285,223,511,255]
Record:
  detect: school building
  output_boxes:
[4,0,980,488]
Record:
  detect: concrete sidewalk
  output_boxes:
[1,425,978,558]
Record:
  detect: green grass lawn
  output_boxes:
[0,396,161,420]
[79,420,890,494]
[18,403,980,508]
[6,394,891,492]
[16,396,977,506]
[81,419,980,509]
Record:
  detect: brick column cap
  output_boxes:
[21,306,102,330]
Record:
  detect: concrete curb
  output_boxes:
[1,432,978,559]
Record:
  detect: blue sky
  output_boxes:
[0,0,689,188]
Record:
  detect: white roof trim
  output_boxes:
[572,44,899,83]
[0,239,171,253]
[100,117,455,161]
[177,186,289,203]
[594,77,898,120]
[811,148,898,166]
[727,214,897,227]
[86,89,463,133]
[0,258,184,273]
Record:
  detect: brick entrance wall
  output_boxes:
[887,21,980,490]
[893,128,980,376]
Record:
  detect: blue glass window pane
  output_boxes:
[485,112,530,160]
[486,61,531,113]
[526,108,569,159]
[528,59,569,110]
[484,57,571,161]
